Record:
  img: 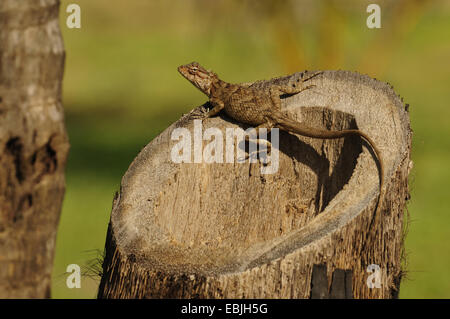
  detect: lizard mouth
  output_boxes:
[177,65,187,77]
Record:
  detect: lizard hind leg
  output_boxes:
[269,71,323,109]
[269,83,316,111]
[243,123,273,162]
[276,83,317,96]
[299,70,323,83]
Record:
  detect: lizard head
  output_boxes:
[178,62,217,97]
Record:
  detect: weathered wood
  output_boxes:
[0,0,68,298]
[98,70,411,299]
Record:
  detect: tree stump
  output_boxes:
[98,70,411,299]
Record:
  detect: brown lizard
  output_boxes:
[178,61,384,238]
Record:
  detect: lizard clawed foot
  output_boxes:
[190,106,210,119]
[291,84,316,91]
[239,137,272,163]
[240,149,271,163]
[300,71,323,83]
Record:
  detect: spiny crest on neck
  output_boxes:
[178,62,219,96]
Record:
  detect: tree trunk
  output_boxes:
[0,0,68,298]
[98,70,411,299]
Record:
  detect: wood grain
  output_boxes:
[98,70,411,299]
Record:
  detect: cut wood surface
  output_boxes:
[98,70,411,299]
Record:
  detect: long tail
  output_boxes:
[275,115,384,239]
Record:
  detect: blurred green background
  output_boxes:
[51,0,450,298]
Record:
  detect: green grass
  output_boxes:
[52,1,450,298]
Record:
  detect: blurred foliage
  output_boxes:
[52,0,450,298]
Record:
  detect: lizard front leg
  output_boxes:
[193,97,225,119]
[205,97,225,118]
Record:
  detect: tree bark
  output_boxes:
[0,0,68,298]
[98,70,411,299]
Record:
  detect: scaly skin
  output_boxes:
[178,62,384,238]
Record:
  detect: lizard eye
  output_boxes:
[190,67,198,74]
